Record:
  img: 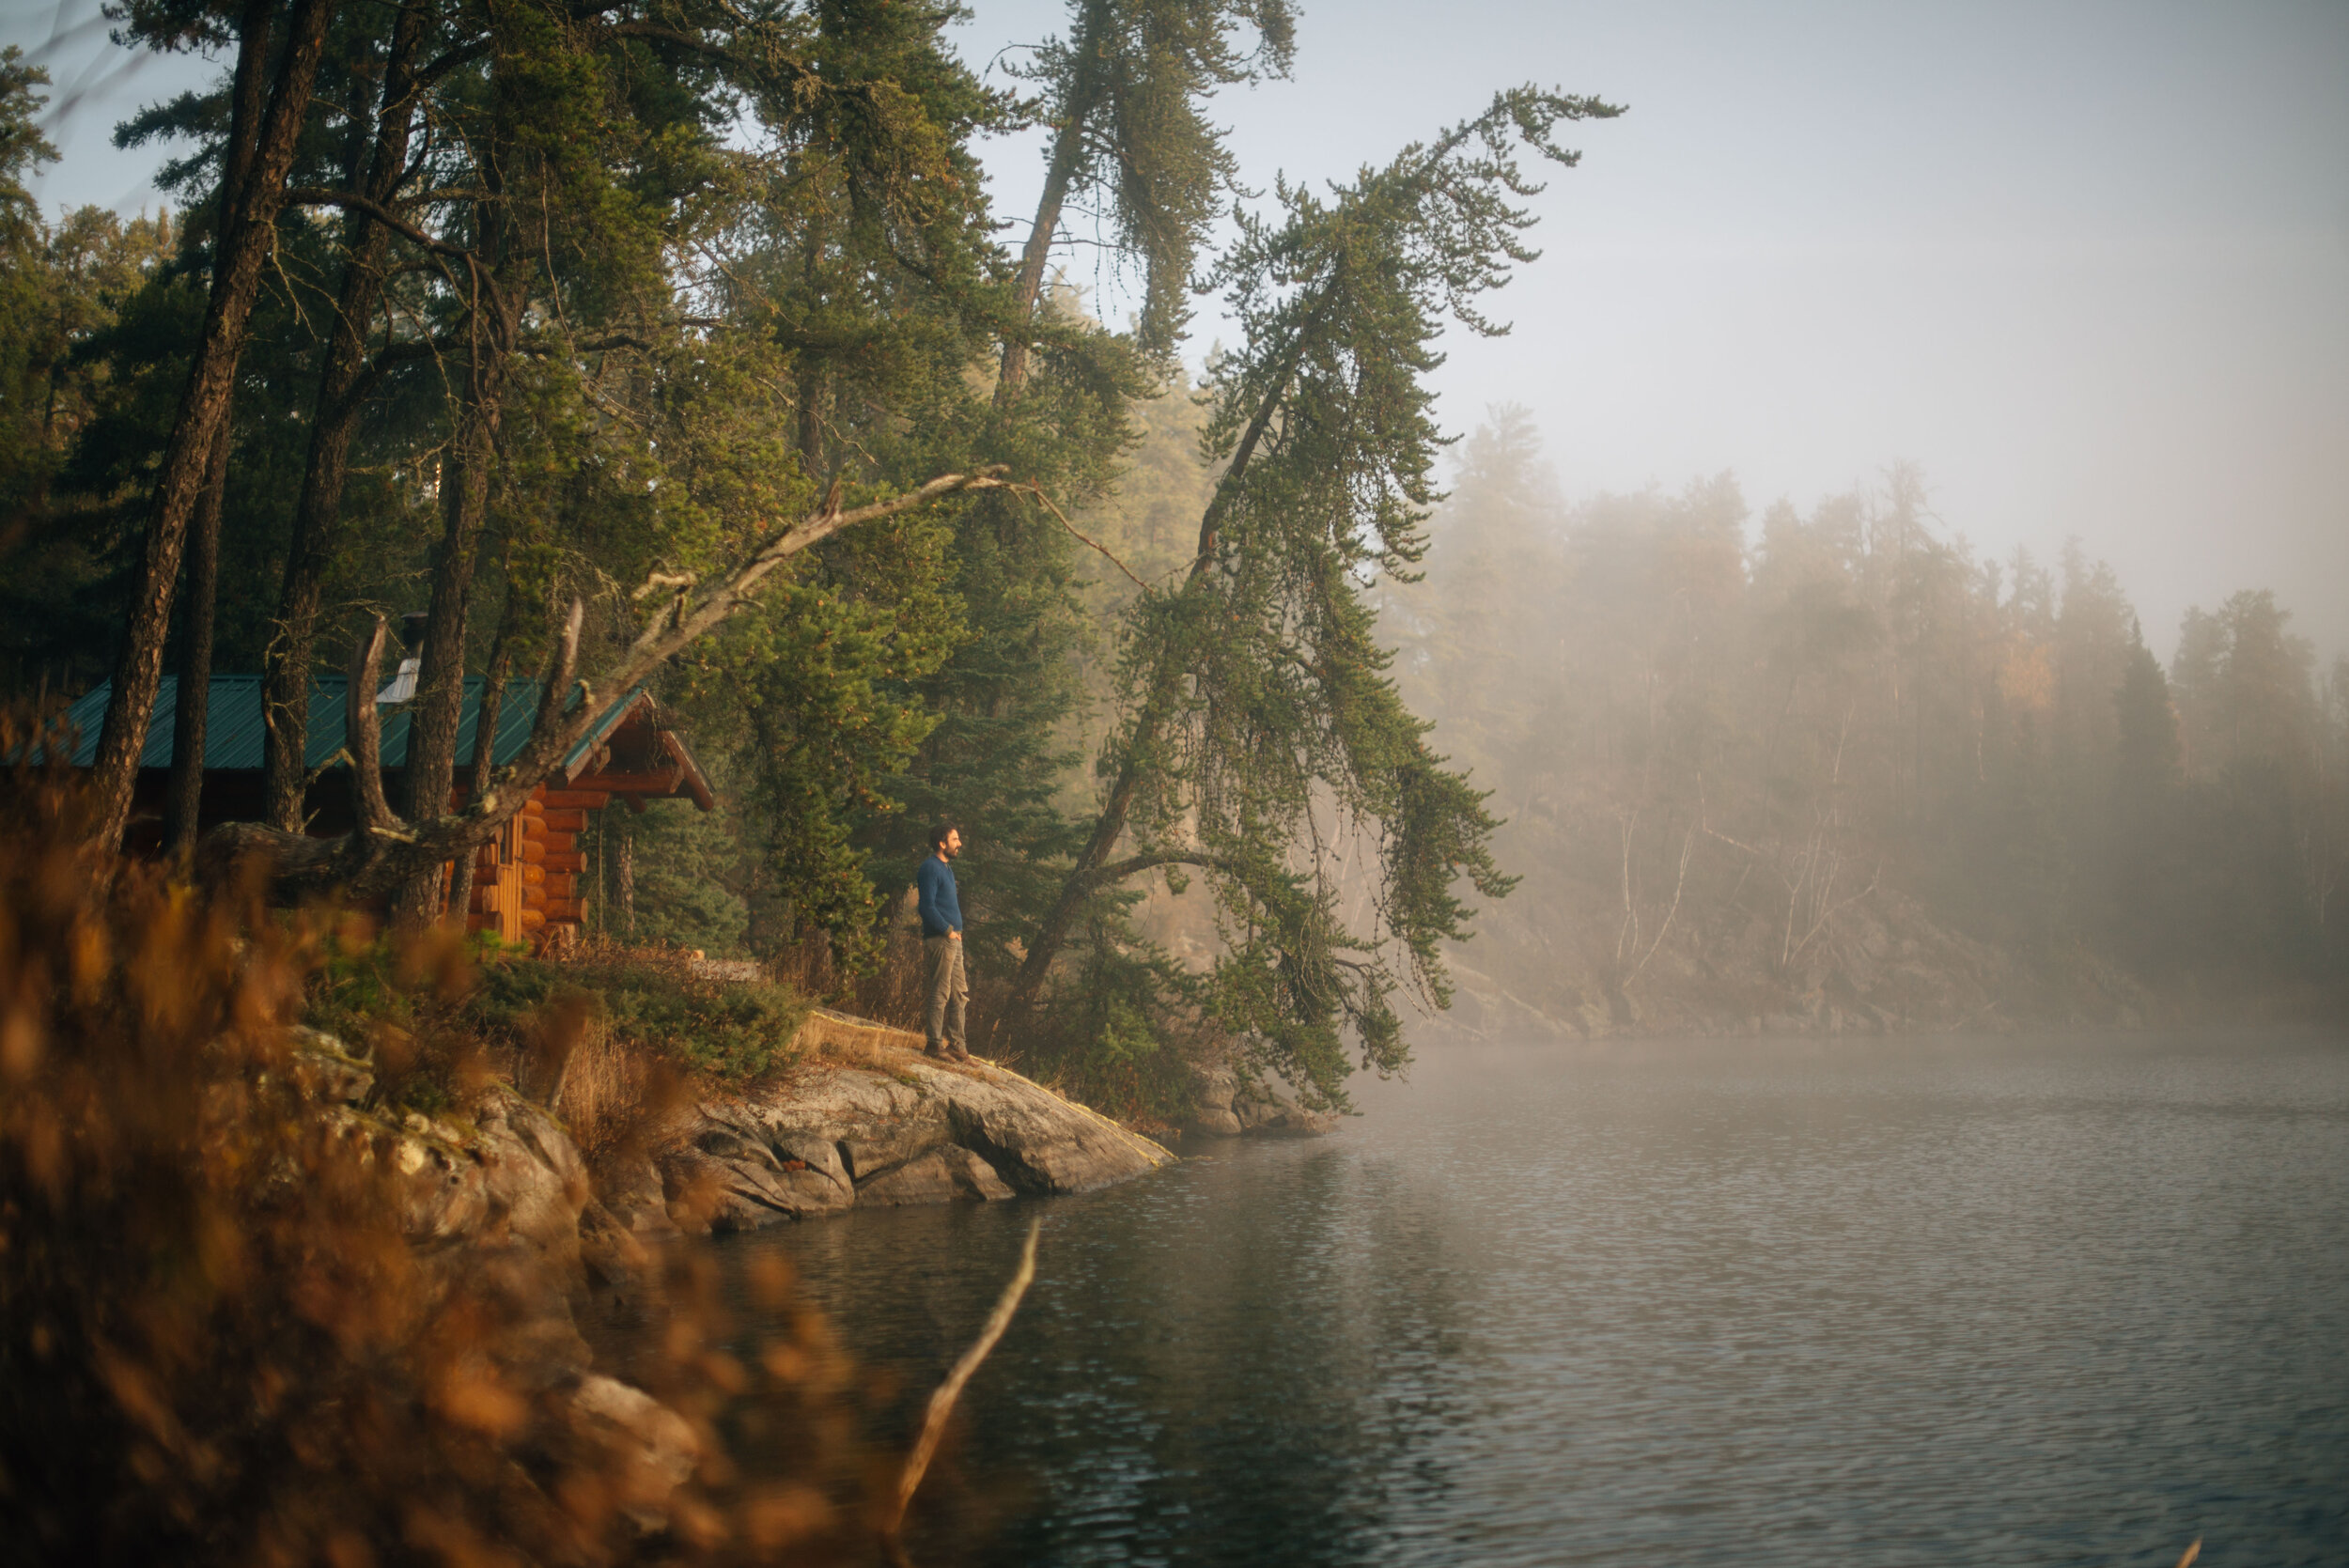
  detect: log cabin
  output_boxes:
[59,674,715,947]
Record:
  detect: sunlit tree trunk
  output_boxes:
[443,629,511,925]
[86,0,334,852]
[163,422,233,862]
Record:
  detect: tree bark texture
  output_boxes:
[263,0,430,831]
[617,822,634,939]
[442,625,511,922]
[86,0,335,852]
[162,8,270,862]
[163,419,234,862]
[388,192,524,925]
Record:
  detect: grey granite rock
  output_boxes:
[578,1197,650,1299]
[1232,1085,1338,1138]
[855,1145,1015,1205]
[660,1120,856,1231]
[288,1027,374,1105]
[650,1047,1172,1233]
[1188,1106,1246,1138]
[297,1032,695,1529]
[1183,1065,1337,1140]
[553,1373,701,1532]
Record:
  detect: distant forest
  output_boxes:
[1379,407,2349,1033]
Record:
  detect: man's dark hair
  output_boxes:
[928,821,958,850]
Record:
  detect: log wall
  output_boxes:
[459,784,609,946]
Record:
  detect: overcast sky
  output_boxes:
[10,0,2345,661]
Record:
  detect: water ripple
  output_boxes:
[721,1032,2349,1567]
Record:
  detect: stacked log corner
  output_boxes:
[537,789,608,928]
[456,784,610,947]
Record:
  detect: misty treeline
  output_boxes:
[0,7,1624,1111]
[1386,407,2349,1030]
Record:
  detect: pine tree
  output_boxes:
[1002,87,1622,1103]
[997,0,1295,398]
[83,0,336,852]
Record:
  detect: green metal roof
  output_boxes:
[60,675,636,774]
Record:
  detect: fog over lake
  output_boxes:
[658,1032,2349,1568]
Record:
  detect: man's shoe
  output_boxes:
[925,1044,950,1061]
[949,1046,973,1063]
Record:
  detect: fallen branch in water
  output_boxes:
[880,1217,1042,1563]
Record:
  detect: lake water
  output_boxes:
[714,1032,2349,1566]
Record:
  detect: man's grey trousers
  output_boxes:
[924,934,968,1054]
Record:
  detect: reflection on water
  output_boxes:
[669,1033,2349,1566]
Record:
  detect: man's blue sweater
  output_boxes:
[916,855,962,938]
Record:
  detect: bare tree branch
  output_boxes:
[345,616,407,843]
[200,469,1020,906]
[284,185,474,261]
[1027,487,1146,593]
[1089,846,1235,886]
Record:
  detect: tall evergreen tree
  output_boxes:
[1003,87,1622,1102]
[83,0,335,852]
[997,0,1294,397]
[259,0,428,830]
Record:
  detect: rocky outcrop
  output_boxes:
[641,1043,1174,1235]
[290,1032,699,1524]
[285,1015,1178,1537]
[554,1373,701,1531]
[1183,1066,1338,1140]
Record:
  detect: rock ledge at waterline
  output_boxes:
[605,1015,1180,1235]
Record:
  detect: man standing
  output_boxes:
[916,823,970,1062]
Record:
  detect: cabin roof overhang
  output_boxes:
[52,675,716,811]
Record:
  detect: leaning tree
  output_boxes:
[998,86,1624,1103]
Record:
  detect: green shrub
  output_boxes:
[467,951,808,1086]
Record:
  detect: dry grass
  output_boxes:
[796,1007,927,1072]
[765,891,933,1034]
[540,1014,660,1162]
[0,737,897,1565]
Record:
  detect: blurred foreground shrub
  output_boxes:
[0,744,890,1565]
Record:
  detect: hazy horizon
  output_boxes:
[8,0,2344,662]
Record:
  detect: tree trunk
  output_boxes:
[163,419,233,863]
[994,330,1306,1030]
[994,135,1081,405]
[162,0,263,849]
[263,0,429,831]
[443,631,511,924]
[617,821,634,939]
[86,0,334,853]
[795,218,830,474]
[994,0,1108,406]
[387,186,523,926]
